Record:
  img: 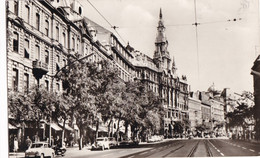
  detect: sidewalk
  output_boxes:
[9,152,24,158]
[8,146,91,158]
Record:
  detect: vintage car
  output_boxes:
[108,137,118,148]
[92,137,110,150]
[25,142,55,158]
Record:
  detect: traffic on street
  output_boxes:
[10,138,260,158]
[63,138,260,158]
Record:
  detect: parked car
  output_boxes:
[148,135,163,142]
[108,137,118,148]
[119,138,139,147]
[92,137,110,150]
[25,142,55,158]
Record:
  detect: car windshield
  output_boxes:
[97,138,104,141]
[31,143,43,148]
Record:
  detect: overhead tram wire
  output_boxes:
[86,0,126,44]
[193,0,200,89]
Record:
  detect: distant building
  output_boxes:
[188,91,202,132]
[200,92,212,130]
[251,55,260,140]
[130,9,189,137]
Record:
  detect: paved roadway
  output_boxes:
[62,138,260,158]
[10,139,260,158]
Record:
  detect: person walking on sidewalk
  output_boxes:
[13,137,18,152]
[25,136,32,150]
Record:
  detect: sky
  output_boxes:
[79,0,259,93]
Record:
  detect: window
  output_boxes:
[13,32,19,52]
[56,26,59,41]
[79,7,82,15]
[56,55,60,63]
[45,80,49,91]
[45,20,49,36]
[14,1,18,16]
[24,39,29,58]
[62,59,66,67]
[35,45,40,60]
[12,69,18,91]
[56,83,60,91]
[62,32,66,47]
[45,50,49,64]
[77,38,79,51]
[25,5,30,23]
[24,73,29,93]
[72,37,75,50]
[85,47,88,56]
[36,13,40,30]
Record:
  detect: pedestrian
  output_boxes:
[13,137,18,152]
[50,136,54,147]
[55,136,62,147]
[33,133,40,142]
[25,136,32,150]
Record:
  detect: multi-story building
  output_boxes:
[130,9,189,137]
[251,55,260,140]
[200,91,212,130]
[7,0,135,149]
[188,91,202,133]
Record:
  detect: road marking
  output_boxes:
[128,156,134,158]
[237,145,240,147]
[150,149,156,152]
[220,153,225,156]
[249,149,255,152]
[242,147,247,149]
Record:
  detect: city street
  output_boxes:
[9,138,260,157]
[61,139,260,157]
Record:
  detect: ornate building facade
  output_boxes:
[130,9,189,137]
[6,0,135,150]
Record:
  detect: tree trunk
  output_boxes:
[95,120,99,139]
[125,121,129,139]
[62,118,66,146]
[116,117,121,142]
[107,119,112,137]
[79,133,83,150]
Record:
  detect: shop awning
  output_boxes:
[58,123,73,131]
[9,123,17,129]
[51,123,62,131]
[89,126,108,132]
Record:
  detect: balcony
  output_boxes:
[32,60,48,80]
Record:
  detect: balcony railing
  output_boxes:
[32,60,48,72]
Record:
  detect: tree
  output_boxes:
[58,55,126,149]
[226,91,254,139]
[123,80,165,141]
[58,55,98,150]
[8,85,59,149]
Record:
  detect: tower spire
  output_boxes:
[154,8,171,71]
[159,8,162,19]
